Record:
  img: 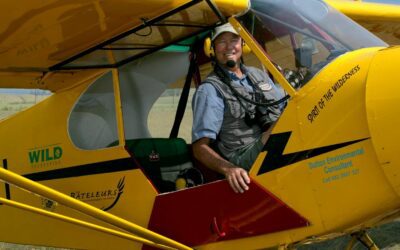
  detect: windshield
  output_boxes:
[238,0,387,87]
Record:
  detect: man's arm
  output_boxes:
[192,137,250,193]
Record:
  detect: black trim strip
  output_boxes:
[100,47,157,50]
[205,0,227,23]
[23,158,138,182]
[3,159,10,200]
[49,0,203,71]
[152,23,209,28]
[257,132,368,175]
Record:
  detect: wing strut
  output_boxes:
[0,167,192,250]
[0,197,175,250]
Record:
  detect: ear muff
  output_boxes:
[204,37,215,57]
[203,37,252,58]
[175,167,204,190]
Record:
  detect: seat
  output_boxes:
[125,138,193,193]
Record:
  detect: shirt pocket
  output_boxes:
[225,96,243,119]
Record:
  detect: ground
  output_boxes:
[297,220,400,250]
[1,221,399,249]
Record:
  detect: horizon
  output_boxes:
[0,89,51,95]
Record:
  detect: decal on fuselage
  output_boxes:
[258,131,367,175]
[28,144,63,168]
[70,177,125,211]
[307,65,361,123]
[309,147,364,184]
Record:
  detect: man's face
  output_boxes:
[213,32,242,67]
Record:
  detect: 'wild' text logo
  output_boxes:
[28,145,63,167]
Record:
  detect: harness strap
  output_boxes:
[170,51,199,138]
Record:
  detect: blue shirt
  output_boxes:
[192,71,254,143]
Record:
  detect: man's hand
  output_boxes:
[224,167,251,193]
[192,138,251,194]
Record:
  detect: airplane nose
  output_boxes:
[366,46,400,196]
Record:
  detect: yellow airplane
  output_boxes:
[1,0,400,249]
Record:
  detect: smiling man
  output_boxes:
[192,23,286,193]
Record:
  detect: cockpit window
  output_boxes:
[238,0,387,86]
[68,72,118,150]
[118,51,190,140]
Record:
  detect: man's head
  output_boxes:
[212,23,242,69]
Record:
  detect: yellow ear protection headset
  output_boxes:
[203,36,252,58]
[175,167,204,190]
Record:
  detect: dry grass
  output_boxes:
[147,90,194,143]
[0,242,66,250]
[0,94,49,120]
[148,108,193,142]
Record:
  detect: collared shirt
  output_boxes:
[192,69,254,143]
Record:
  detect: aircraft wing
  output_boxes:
[0,0,248,91]
[326,0,400,45]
